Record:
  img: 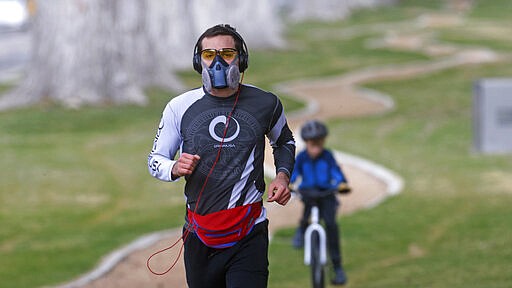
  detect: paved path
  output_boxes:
[58,89,395,288]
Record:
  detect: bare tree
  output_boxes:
[0,0,285,110]
[0,0,183,110]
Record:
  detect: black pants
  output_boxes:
[184,220,269,288]
[299,193,342,269]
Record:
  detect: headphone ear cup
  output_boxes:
[238,53,248,72]
[193,53,202,74]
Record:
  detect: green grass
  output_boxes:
[269,63,512,287]
[346,64,512,286]
[0,89,188,287]
[269,2,512,287]
[2,1,512,287]
[0,84,10,94]
[470,0,512,19]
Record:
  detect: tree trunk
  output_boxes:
[0,0,183,110]
[0,0,285,110]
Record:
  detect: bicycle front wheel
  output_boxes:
[310,230,325,288]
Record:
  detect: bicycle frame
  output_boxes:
[303,206,327,266]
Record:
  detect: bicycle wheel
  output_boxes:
[310,230,325,288]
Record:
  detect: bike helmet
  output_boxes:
[300,120,328,141]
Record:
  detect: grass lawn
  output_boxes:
[1,1,512,287]
[268,1,512,287]
[269,63,512,287]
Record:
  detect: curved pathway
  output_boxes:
[56,11,507,288]
[57,91,395,288]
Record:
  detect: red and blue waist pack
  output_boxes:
[187,201,262,249]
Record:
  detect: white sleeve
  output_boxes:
[147,102,182,182]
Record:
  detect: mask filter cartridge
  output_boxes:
[202,55,240,93]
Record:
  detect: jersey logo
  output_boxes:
[209,115,240,142]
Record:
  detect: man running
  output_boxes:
[148,24,295,288]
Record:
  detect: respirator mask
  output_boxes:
[202,54,240,93]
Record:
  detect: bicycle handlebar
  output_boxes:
[290,185,351,201]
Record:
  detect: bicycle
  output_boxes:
[293,184,351,288]
[304,200,328,288]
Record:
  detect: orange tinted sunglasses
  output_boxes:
[200,48,238,61]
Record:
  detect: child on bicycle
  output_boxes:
[290,120,351,285]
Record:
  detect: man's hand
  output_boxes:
[267,172,291,206]
[171,153,200,179]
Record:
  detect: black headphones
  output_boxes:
[193,24,249,74]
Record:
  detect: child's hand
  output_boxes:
[338,183,351,194]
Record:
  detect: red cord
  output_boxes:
[146,231,188,275]
[147,75,243,275]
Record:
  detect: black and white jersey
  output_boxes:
[148,85,295,219]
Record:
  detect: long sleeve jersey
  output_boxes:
[148,85,295,218]
[290,149,346,191]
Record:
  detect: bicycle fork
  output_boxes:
[304,206,327,266]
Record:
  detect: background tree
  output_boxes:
[0,0,284,110]
[0,0,398,110]
[0,0,176,109]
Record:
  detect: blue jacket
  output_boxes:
[291,149,347,191]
